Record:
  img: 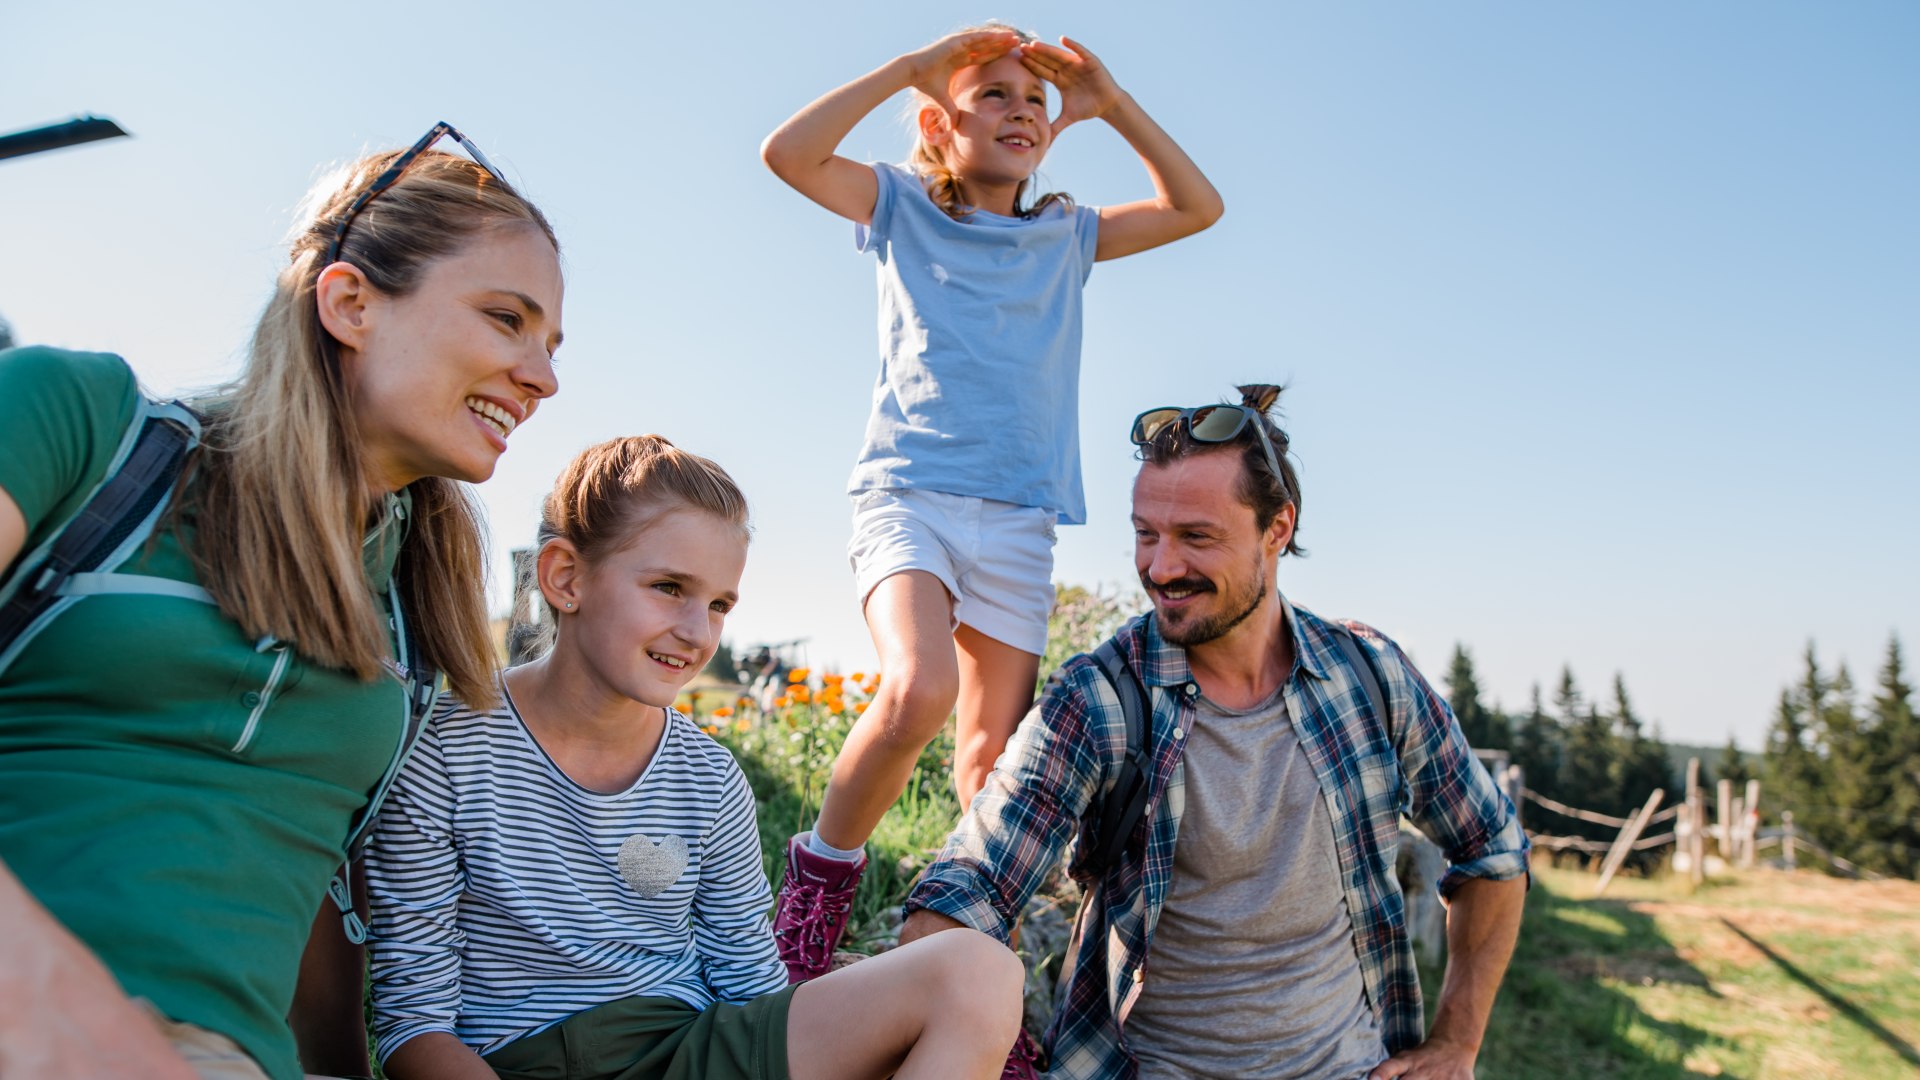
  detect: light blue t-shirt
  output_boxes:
[850,162,1100,525]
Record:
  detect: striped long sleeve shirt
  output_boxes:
[905,600,1531,1080]
[365,691,786,1063]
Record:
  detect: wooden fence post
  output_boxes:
[1504,765,1525,829]
[1685,758,1705,885]
[1782,810,1797,871]
[1716,779,1733,856]
[1742,780,1761,868]
[1595,789,1665,898]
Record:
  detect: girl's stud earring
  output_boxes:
[565,601,575,610]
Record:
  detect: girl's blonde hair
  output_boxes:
[526,435,750,654]
[188,147,557,707]
[908,21,1073,222]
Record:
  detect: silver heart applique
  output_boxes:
[617,833,689,899]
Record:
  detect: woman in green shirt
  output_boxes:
[0,126,563,1080]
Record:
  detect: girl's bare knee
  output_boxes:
[870,673,958,745]
[921,929,1025,1035]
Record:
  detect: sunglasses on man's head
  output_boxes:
[1130,403,1287,495]
[324,121,507,265]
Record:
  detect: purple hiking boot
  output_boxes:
[1001,1028,1044,1080]
[772,832,867,983]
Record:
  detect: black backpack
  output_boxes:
[1068,619,1392,879]
[0,393,439,943]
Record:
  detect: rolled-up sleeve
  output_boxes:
[906,660,1111,939]
[1380,635,1531,897]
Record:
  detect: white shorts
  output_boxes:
[847,488,1058,656]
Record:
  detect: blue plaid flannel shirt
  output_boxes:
[904,598,1531,1080]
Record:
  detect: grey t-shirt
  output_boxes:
[1125,687,1390,1080]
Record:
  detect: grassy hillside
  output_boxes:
[1476,865,1920,1078]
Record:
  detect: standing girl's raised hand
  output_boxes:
[1021,37,1126,136]
[904,28,1023,119]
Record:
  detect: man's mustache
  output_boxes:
[1141,574,1215,596]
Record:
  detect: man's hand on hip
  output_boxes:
[1368,1034,1479,1079]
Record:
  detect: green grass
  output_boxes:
[1461,865,1920,1078]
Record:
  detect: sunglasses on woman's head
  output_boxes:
[324,121,507,265]
[1130,403,1287,495]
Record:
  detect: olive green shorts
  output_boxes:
[483,988,797,1080]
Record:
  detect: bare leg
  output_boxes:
[813,571,959,850]
[951,624,1042,809]
[786,928,1024,1080]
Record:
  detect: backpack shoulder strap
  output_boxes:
[1075,636,1154,880]
[0,398,202,676]
[1327,621,1394,742]
[327,581,442,945]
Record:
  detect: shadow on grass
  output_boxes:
[1446,876,1745,1079]
[1719,916,1920,1068]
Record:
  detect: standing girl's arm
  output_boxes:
[760,28,1022,223]
[1021,37,1225,261]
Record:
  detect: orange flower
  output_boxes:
[788,667,810,683]
[790,686,812,704]
[775,695,792,709]
[822,673,845,688]
[737,695,752,709]
[712,706,734,719]
[734,717,751,732]
[851,671,866,682]
[854,701,869,715]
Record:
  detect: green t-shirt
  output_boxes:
[0,346,411,1080]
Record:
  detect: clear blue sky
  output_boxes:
[7,2,1915,749]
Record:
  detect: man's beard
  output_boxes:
[1143,561,1271,647]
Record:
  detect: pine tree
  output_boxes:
[1552,666,1583,726]
[1765,644,1829,845]
[1608,673,1671,814]
[1445,644,1508,749]
[1718,733,1754,791]
[1558,667,1619,829]
[1513,683,1560,803]
[1868,635,1918,878]
[1815,664,1877,866]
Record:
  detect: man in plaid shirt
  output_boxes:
[901,385,1530,1080]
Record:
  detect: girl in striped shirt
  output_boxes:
[365,435,1022,1080]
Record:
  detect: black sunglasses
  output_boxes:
[1131,404,1288,495]
[325,121,507,265]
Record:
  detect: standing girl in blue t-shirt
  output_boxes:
[761,23,1221,980]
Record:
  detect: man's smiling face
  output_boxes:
[1131,449,1293,648]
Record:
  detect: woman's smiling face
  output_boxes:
[331,223,564,492]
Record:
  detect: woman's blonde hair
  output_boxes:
[908,21,1073,222]
[188,147,557,707]
[524,435,751,656]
